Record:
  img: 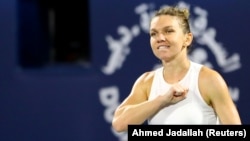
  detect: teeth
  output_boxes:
[158,46,168,49]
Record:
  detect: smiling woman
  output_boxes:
[112,5,241,133]
[18,0,91,68]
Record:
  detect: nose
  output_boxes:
[157,33,166,42]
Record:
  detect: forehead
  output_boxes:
[150,15,180,30]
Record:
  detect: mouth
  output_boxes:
[157,45,170,50]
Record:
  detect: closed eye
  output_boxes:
[150,32,156,37]
[165,29,174,33]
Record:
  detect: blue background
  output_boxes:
[1,0,249,141]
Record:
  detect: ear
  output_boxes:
[185,32,193,46]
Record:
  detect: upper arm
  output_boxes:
[115,71,154,112]
[199,66,241,124]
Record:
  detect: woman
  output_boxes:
[112,6,241,132]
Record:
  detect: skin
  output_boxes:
[112,14,241,133]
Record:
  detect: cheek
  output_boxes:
[150,38,155,48]
[150,39,158,54]
[172,36,185,47]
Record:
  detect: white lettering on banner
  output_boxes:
[99,86,120,123]
[190,6,241,73]
[229,87,240,102]
[135,3,155,33]
[99,1,242,141]
[99,86,128,141]
[102,3,156,76]
[102,25,140,75]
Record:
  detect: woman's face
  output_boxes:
[149,15,191,62]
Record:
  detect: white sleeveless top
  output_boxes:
[148,61,219,124]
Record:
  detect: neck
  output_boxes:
[162,59,190,83]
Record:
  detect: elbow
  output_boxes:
[112,118,128,133]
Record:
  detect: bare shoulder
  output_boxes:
[134,70,155,91]
[199,66,227,86]
[132,70,155,99]
[136,71,155,84]
[199,66,229,105]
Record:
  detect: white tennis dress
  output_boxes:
[148,61,219,124]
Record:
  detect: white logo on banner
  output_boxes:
[99,1,241,141]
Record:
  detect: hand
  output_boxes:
[160,83,189,107]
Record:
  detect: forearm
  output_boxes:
[112,98,163,132]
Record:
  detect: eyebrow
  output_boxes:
[150,26,173,32]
